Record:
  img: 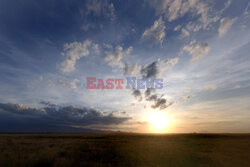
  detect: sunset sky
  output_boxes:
[0,0,250,133]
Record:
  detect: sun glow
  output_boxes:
[147,111,170,133]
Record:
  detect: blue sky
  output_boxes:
[0,0,250,133]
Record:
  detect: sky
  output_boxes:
[0,0,250,133]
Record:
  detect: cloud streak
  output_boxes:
[183,41,210,61]
[61,40,93,73]
[104,45,133,68]
[0,102,131,132]
[218,17,236,37]
[85,0,115,20]
[142,17,166,46]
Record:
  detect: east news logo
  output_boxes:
[86,77,163,89]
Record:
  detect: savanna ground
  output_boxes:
[0,133,250,167]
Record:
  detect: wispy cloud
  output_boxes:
[218,17,236,37]
[104,45,133,68]
[142,17,166,46]
[124,63,142,76]
[204,84,218,91]
[60,40,92,73]
[85,0,115,20]
[183,41,210,62]
[149,0,220,29]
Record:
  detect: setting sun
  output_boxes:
[148,111,169,133]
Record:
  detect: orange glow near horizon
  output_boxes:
[147,110,172,133]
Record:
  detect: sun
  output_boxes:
[147,111,169,133]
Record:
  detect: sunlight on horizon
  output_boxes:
[147,110,171,133]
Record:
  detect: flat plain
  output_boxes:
[0,133,250,167]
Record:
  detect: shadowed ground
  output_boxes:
[0,133,250,167]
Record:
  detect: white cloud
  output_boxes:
[220,0,232,14]
[85,0,115,20]
[244,1,250,16]
[92,43,100,55]
[104,45,133,68]
[179,22,203,38]
[234,85,241,89]
[123,57,179,77]
[39,76,43,81]
[81,23,95,32]
[184,88,191,93]
[180,28,190,38]
[181,94,196,102]
[183,41,210,61]
[58,79,80,90]
[159,57,179,74]
[218,17,236,37]
[204,84,217,90]
[149,0,221,31]
[47,80,55,87]
[142,17,166,46]
[174,25,181,31]
[124,63,142,76]
[60,40,92,73]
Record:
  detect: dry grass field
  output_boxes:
[0,133,250,167]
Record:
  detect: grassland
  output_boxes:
[0,133,250,167]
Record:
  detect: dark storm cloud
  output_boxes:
[40,101,57,107]
[140,61,158,79]
[146,94,158,101]
[0,103,131,132]
[123,62,131,75]
[132,89,142,101]
[151,98,173,110]
[145,88,156,97]
[143,88,173,110]
[131,88,173,110]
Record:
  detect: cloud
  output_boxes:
[123,63,142,76]
[60,40,92,73]
[85,0,115,20]
[149,0,220,30]
[40,101,57,108]
[0,103,131,132]
[81,23,96,32]
[145,88,156,97]
[244,1,250,16]
[158,57,179,75]
[181,94,196,102]
[92,43,100,55]
[204,84,217,90]
[141,61,159,79]
[132,89,142,101]
[126,58,178,109]
[142,17,166,46]
[144,88,174,110]
[145,88,158,101]
[220,0,232,14]
[218,17,236,37]
[183,41,210,61]
[39,76,43,81]
[124,57,178,77]
[151,98,174,110]
[180,28,190,38]
[127,58,178,109]
[234,85,241,89]
[58,79,80,90]
[174,25,181,31]
[123,56,178,81]
[146,94,158,101]
[180,22,202,38]
[104,45,133,68]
